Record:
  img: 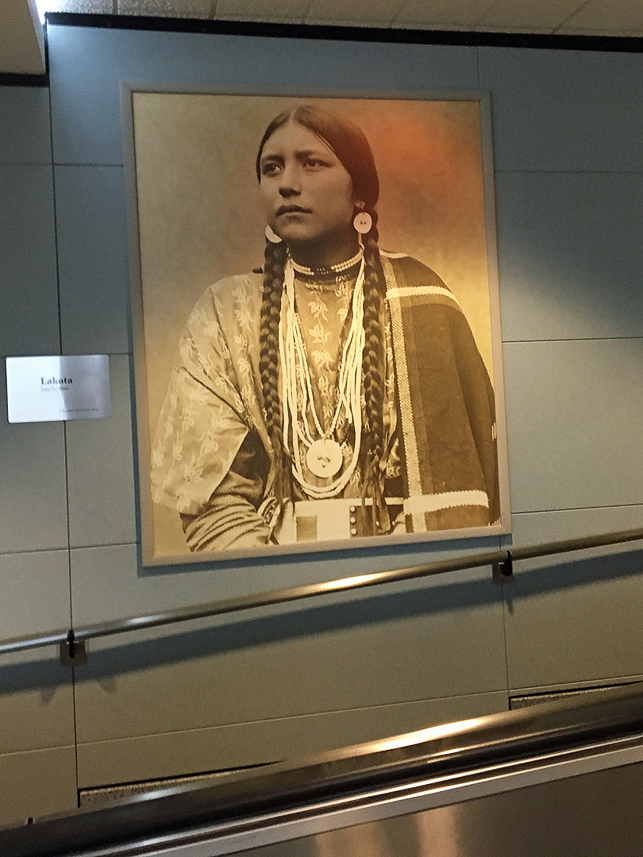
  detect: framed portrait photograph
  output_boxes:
[122,86,511,566]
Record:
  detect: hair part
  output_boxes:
[256,105,379,210]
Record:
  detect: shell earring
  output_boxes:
[265,224,283,243]
[353,203,372,235]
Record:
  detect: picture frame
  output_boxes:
[122,85,511,566]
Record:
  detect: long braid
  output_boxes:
[259,239,289,504]
[360,213,387,529]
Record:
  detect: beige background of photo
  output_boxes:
[131,93,496,557]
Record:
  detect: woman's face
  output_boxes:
[258,120,356,255]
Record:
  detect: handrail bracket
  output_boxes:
[493,551,513,583]
[60,631,87,667]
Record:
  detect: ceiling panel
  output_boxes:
[305,0,406,26]
[5,0,643,79]
[558,0,643,33]
[214,0,311,22]
[118,0,211,16]
[392,0,494,28]
[54,1,112,11]
[477,0,586,31]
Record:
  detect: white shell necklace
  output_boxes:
[279,257,365,498]
[290,248,364,279]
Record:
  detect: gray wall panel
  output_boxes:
[69,538,502,627]
[479,47,643,172]
[503,339,643,513]
[0,650,75,753]
[73,611,506,743]
[496,172,643,341]
[55,166,130,354]
[0,86,51,165]
[0,165,60,356]
[48,24,478,165]
[66,354,137,547]
[0,549,70,636]
[77,691,508,788]
[70,545,505,744]
[0,747,77,828]
[0,373,68,553]
[504,507,643,691]
[0,550,73,753]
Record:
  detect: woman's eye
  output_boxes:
[261,162,281,177]
[304,158,327,170]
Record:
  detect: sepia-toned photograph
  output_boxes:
[123,88,510,565]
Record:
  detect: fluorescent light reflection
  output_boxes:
[35,1,63,24]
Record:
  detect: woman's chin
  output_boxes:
[277,227,317,247]
[285,231,356,255]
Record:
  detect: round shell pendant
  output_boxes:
[306,439,343,478]
[353,211,373,234]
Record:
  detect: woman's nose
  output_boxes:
[278,164,301,196]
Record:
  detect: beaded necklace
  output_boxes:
[280,256,365,498]
[290,248,363,281]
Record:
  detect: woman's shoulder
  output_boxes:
[206,270,263,303]
[380,250,444,283]
[183,271,263,335]
[379,251,461,310]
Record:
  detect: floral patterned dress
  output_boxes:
[151,254,499,552]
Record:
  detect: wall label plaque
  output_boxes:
[5,355,110,423]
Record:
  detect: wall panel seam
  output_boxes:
[75,692,510,746]
[502,337,643,343]
[0,744,76,760]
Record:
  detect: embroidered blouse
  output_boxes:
[150,253,499,551]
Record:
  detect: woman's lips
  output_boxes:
[276,205,311,216]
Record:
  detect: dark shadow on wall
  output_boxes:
[134,533,501,577]
[1,548,642,693]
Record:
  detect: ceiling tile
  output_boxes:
[56,1,113,11]
[35,0,643,35]
[214,0,310,21]
[558,0,643,32]
[393,0,494,27]
[395,21,478,31]
[475,24,555,34]
[559,28,641,35]
[305,0,406,24]
[117,0,211,16]
[478,0,586,30]
[304,19,393,27]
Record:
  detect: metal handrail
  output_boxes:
[2,526,643,658]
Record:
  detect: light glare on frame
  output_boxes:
[35,1,62,24]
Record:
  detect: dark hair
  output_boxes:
[257,106,388,532]
[256,105,379,210]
